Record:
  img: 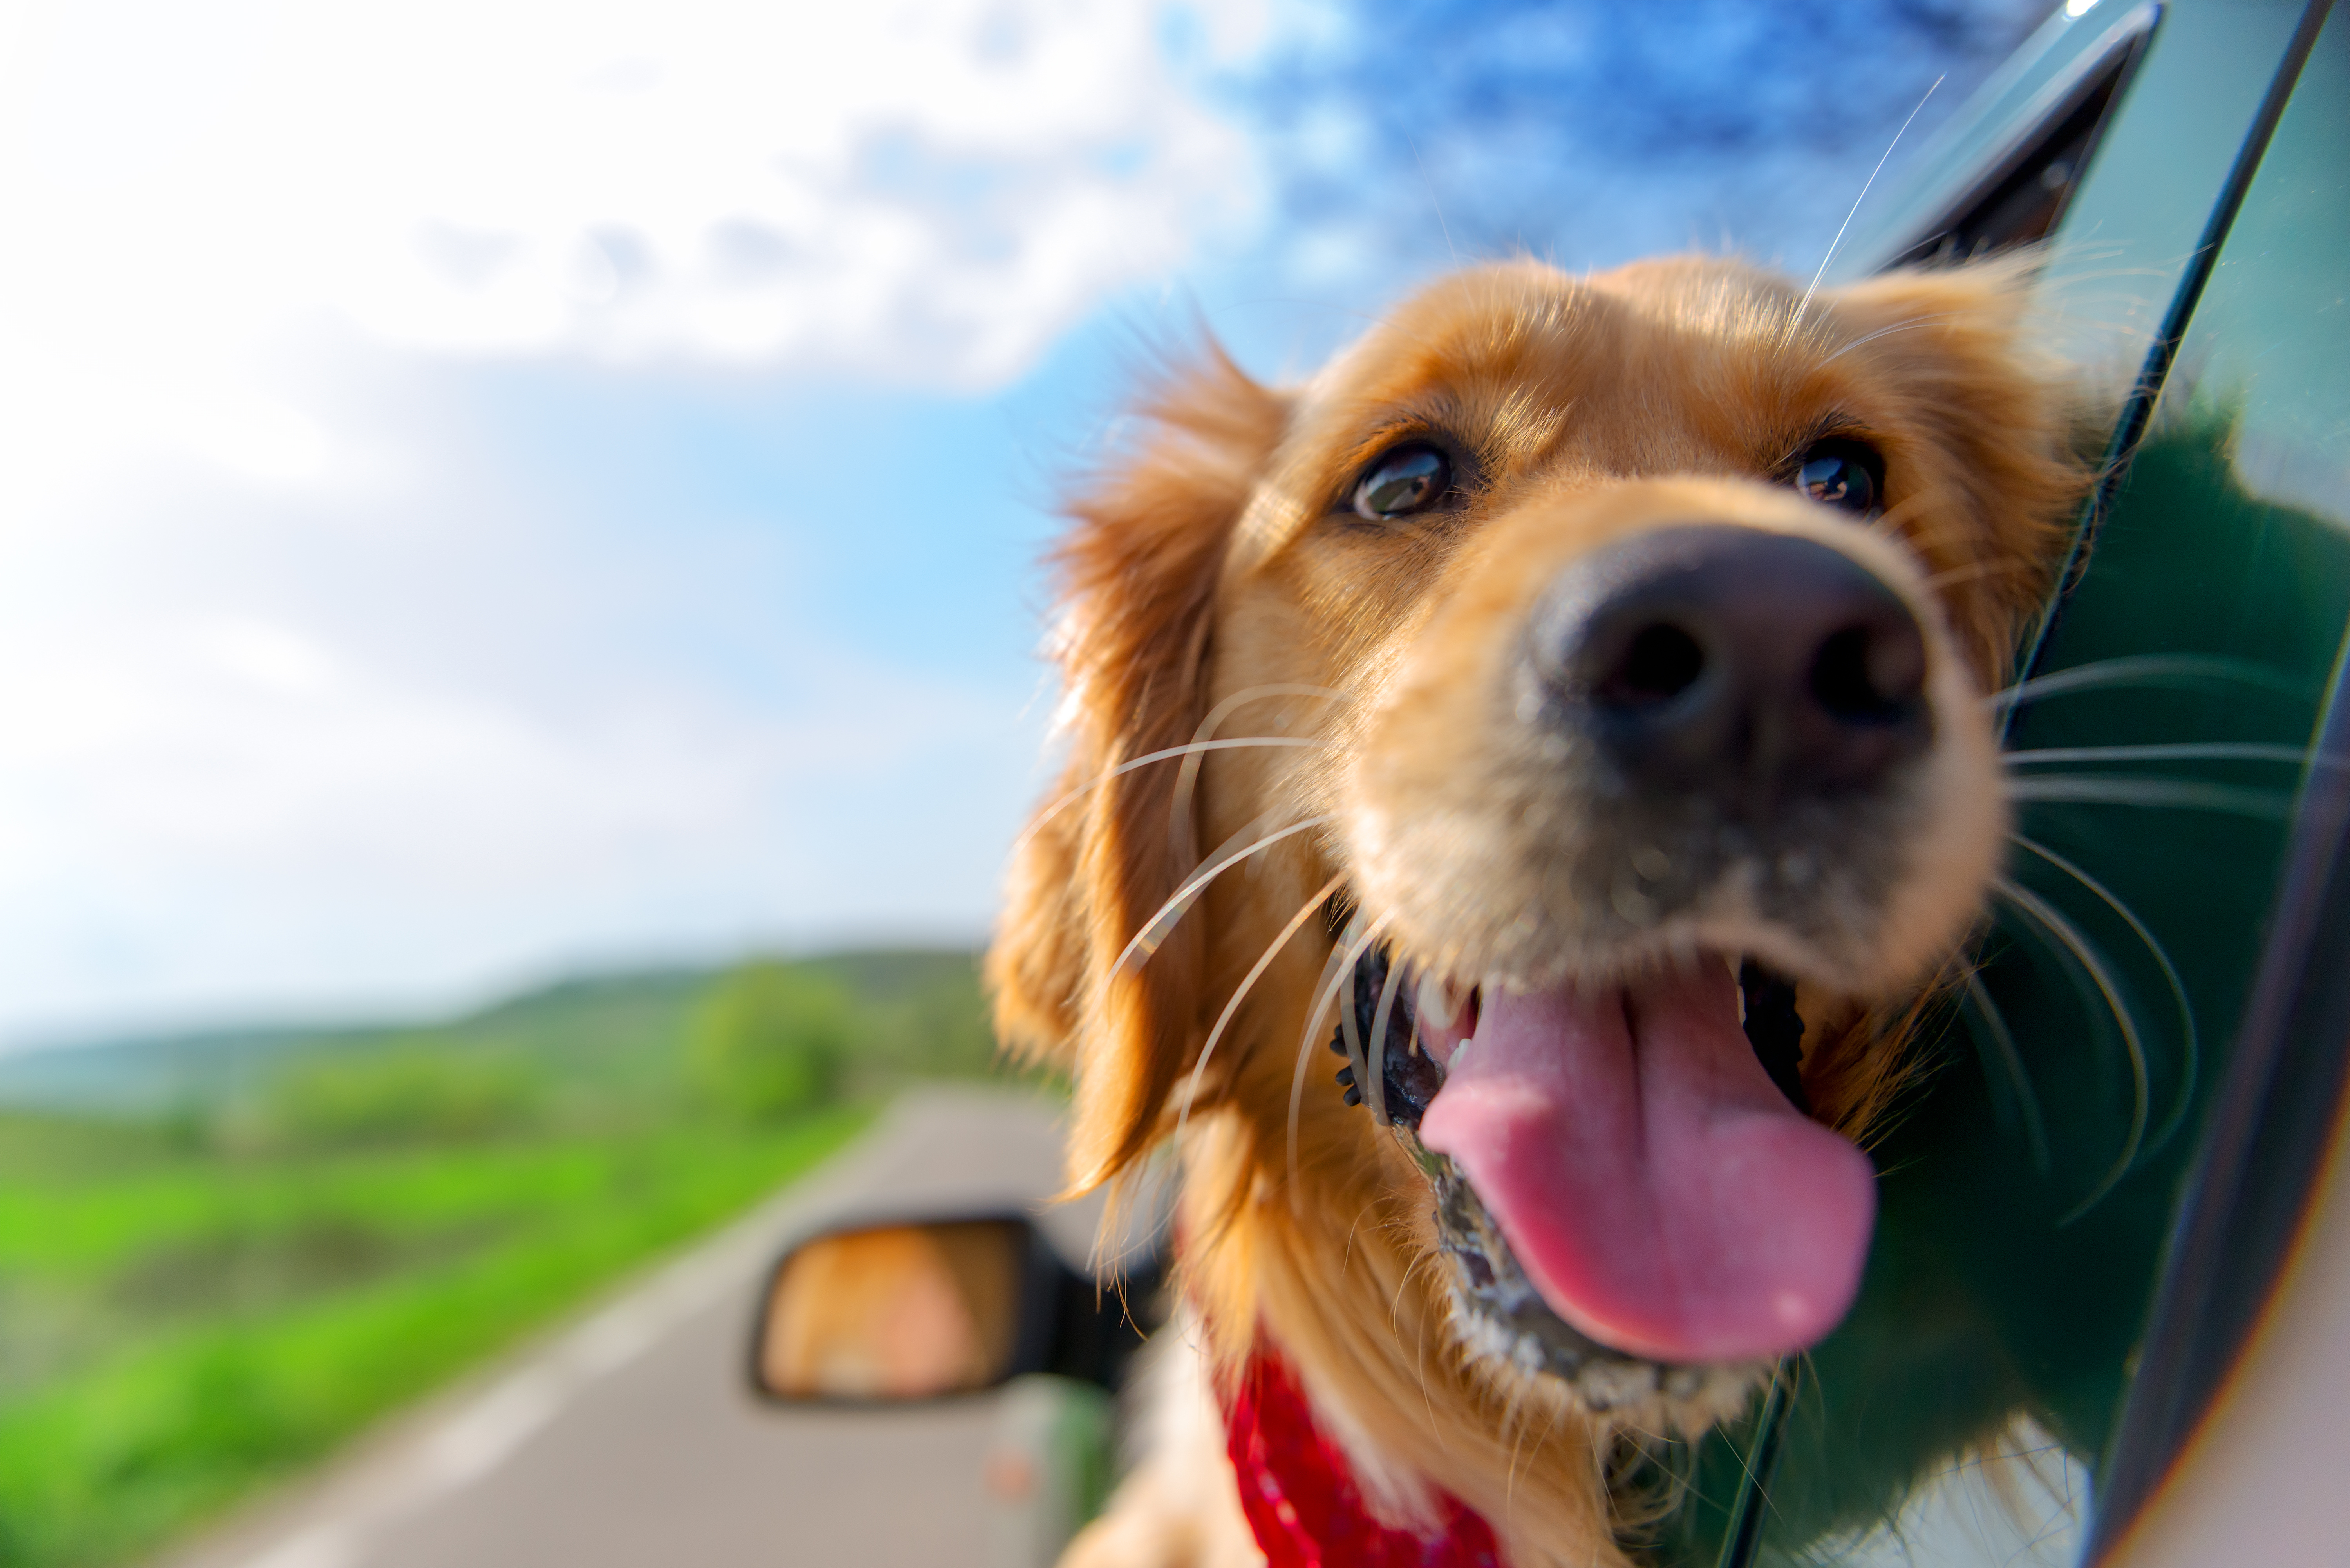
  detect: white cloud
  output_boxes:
[201,617,343,697]
[0,0,1272,495]
[0,0,1284,1036]
[0,495,1044,1036]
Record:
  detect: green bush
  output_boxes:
[260,1050,542,1148]
[687,963,852,1120]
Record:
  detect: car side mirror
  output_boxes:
[748,1214,1159,1402]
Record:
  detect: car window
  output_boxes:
[1635,5,2349,1565]
[1838,0,2312,372]
[1835,1,2151,265]
[1887,4,2156,265]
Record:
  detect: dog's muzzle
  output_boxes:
[1328,941,1811,1414]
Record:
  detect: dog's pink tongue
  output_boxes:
[1419,963,1875,1363]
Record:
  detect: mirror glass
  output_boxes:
[756,1219,1027,1400]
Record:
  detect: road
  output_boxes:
[155,1082,2099,1568]
[166,1088,1112,1568]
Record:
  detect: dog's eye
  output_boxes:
[1793,439,1884,515]
[1352,443,1452,520]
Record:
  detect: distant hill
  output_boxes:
[0,949,996,1116]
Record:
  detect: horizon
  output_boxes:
[0,932,997,1059]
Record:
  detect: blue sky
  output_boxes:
[0,0,2051,1042]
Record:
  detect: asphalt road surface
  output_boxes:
[167,1087,1113,1568]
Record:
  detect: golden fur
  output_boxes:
[989,255,2084,1566]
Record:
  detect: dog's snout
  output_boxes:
[1529,524,1931,801]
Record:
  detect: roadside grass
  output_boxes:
[0,1109,870,1567]
[0,946,1000,1567]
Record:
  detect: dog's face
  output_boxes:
[991,256,2079,1459]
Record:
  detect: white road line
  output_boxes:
[175,1087,1069,1568]
[223,1161,817,1568]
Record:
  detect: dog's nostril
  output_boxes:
[1808,623,1925,721]
[1526,523,1934,799]
[1602,623,1706,707]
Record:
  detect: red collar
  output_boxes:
[1223,1351,1503,1568]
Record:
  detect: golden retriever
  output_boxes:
[987,255,2082,1566]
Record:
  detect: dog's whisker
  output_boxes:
[1882,517,1999,567]
[1405,132,1458,268]
[1862,490,1973,548]
[1111,815,1333,979]
[1991,876,2151,1223]
[1871,506,2043,607]
[1504,1410,1533,1503]
[1986,652,2308,712]
[1175,872,1346,1154]
[1169,684,1352,861]
[1815,308,1972,365]
[2003,776,2296,819]
[1712,1361,1785,1510]
[1288,916,1393,1203]
[1367,953,1410,1127]
[1922,556,2039,593]
[1011,737,1330,858]
[1285,930,1360,1209]
[1341,1199,1374,1279]
[1515,1398,1569,1504]
[1789,72,1943,334]
[1121,807,1277,967]
[1336,940,1367,1083]
[1861,490,1934,537]
[1959,971,2051,1175]
[1404,1263,1443,1439]
[1390,1249,1423,1339]
[2009,834,2199,1156]
[2003,741,2322,769]
[1853,492,1958,563]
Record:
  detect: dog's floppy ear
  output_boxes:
[1826,259,2087,678]
[986,343,1288,1193]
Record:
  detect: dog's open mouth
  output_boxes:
[1334,943,1876,1401]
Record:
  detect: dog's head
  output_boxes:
[990,256,2080,1441]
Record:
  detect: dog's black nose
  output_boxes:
[1528,524,1931,803]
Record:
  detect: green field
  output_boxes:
[0,950,1004,1567]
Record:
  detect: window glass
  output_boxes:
[2184,14,2350,524]
[1840,0,2307,373]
